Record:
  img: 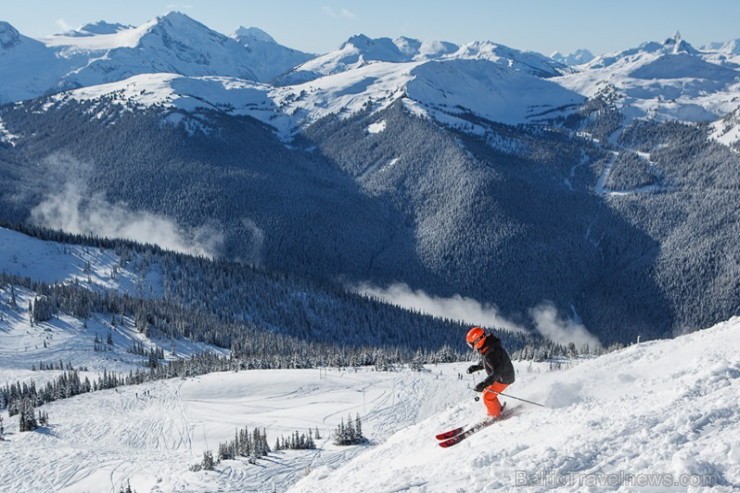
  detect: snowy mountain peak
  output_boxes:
[393,36,421,56]
[393,36,458,60]
[341,33,373,48]
[551,48,595,66]
[0,21,21,49]
[453,40,567,77]
[229,25,313,81]
[68,20,133,37]
[145,11,215,39]
[587,34,707,71]
[662,30,698,55]
[231,26,276,44]
[704,38,740,56]
[340,34,406,62]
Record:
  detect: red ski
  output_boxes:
[438,418,498,447]
[435,427,464,441]
[436,404,508,448]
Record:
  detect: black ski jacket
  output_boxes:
[477,335,515,386]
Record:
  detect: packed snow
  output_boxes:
[291,318,740,493]
[1,304,737,492]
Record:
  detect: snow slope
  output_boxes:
[290,318,740,493]
[278,34,566,85]
[1,308,737,492]
[0,358,478,492]
[230,26,314,82]
[0,21,72,104]
[710,107,740,148]
[0,226,161,295]
[48,54,583,140]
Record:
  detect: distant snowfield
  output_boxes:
[0,226,162,296]
[1,316,738,492]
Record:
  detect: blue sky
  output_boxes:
[3,0,738,56]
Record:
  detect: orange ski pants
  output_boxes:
[483,382,509,417]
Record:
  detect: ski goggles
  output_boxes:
[467,333,486,350]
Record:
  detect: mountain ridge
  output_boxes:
[0,12,738,345]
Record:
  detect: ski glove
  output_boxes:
[466,364,483,374]
[474,381,487,392]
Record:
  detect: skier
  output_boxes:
[466,326,515,418]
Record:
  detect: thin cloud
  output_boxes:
[322,6,357,20]
[166,3,194,10]
[55,18,72,32]
[353,282,604,348]
[530,302,602,349]
[30,154,224,259]
[353,282,527,334]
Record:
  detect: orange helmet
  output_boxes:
[466,327,487,351]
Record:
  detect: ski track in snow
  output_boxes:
[1,313,739,492]
[288,318,740,493]
[0,360,477,493]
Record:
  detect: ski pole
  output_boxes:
[484,388,545,408]
[470,373,479,401]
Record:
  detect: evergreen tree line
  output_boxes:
[127,341,165,368]
[2,271,525,367]
[333,414,367,446]
[0,353,250,414]
[274,428,320,451]
[93,332,114,352]
[511,340,625,362]
[15,397,49,432]
[0,223,531,354]
[2,94,738,347]
[217,426,270,461]
[32,360,87,372]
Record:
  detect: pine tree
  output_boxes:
[333,414,367,445]
[201,450,215,471]
[355,414,363,441]
[118,480,135,493]
[19,398,38,432]
[38,410,49,426]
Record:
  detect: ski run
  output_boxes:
[0,308,738,492]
